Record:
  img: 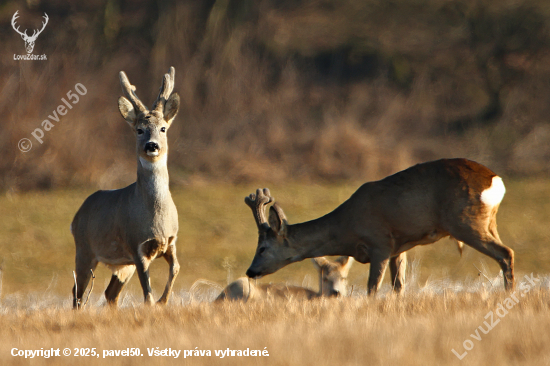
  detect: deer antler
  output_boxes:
[152,66,175,114]
[11,11,26,38]
[29,13,48,41]
[11,11,48,41]
[119,71,148,115]
[245,188,273,232]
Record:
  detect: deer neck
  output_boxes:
[136,155,171,203]
[287,212,346,260]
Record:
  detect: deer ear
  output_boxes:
[268,204,288,237]
[163,93,180,126]
[336,256,354,277]
[311,257,329,271]
[118,97,137,126]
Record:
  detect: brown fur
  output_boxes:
[245,159,514,293]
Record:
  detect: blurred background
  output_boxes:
[1,0,550,300]
[2,0,550,190]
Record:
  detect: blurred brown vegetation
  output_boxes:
[2,0,550,191]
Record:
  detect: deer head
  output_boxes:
[245,189,301,278]
[312,256,354,297]
[118,67,180,169]
[11,11,48,54]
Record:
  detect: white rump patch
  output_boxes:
[480,176,506,207]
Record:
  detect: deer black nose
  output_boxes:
[145,142,159,152]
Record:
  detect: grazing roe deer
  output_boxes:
[244,159,514,294]
[71,67,180,307]
[216,256,353,301]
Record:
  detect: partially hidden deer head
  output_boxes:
[311,256,354,297]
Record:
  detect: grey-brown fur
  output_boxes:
[71,67,180,307]
[215,256,353,302]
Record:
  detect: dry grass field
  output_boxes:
[1,285,550,366]
[0,180,549,365]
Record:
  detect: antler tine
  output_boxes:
[262,188,272,200]
[153,66,175,113]
[119,71,148,114]
[11,11,25,37]
[245,188,273,231]
[37,13,49,34]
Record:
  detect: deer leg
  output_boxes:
[158,238,180,304]
[449,218,514,290]
[105,265,136,306]
[367,255,390,295]
[73,255,98,309]
[134,255,154,305]
[389,252,407,294]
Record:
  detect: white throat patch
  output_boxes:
[139,154,167,171]
[480,176,506,207]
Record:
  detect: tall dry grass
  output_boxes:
[0,276,549,366]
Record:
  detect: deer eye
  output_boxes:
[137,128,144,135]
[160,127,166,133]
[259,247,266,255]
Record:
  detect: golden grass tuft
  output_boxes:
[1,288,549,365]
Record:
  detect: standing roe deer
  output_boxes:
[71,67,180,307]
[244,159,514,294]
[216,256,353,301]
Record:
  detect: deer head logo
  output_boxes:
[11,11,48,54]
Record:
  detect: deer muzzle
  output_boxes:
[145,142,160,156]
[245,268,260,279]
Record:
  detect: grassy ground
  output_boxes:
[1,286,550,365]
[1,179,549,300]
[0,179,550,365]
